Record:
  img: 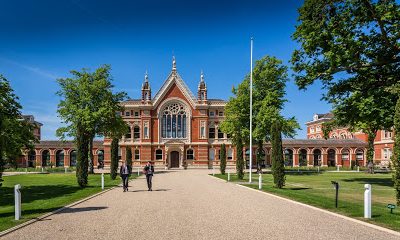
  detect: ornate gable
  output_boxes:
[152,58,196,108]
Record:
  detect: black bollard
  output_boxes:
[331,181,339,208]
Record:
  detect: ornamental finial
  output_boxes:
[172,56,176,71]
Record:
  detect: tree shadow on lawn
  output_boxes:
[285,187,311,190]
[0,185,97,207]
[342,178,393,187]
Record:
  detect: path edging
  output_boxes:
[209,175,400,237]
[0,183,122,237]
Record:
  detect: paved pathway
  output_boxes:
[3,170,400,240]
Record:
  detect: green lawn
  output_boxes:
[215,171,400,231]
[0,173,132,232]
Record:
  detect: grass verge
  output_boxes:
[0,173,134,232]
[214,172,400,231]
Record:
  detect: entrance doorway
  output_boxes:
[170,151,180,168]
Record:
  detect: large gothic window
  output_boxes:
[161,103,187,139]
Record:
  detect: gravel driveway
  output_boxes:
[3,169,399,240]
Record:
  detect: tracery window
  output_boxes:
[161,103,187,138]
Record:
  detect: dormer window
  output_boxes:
[313,114,318,121]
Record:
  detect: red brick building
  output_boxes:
[17,59,373,169]
[306,113,394,166]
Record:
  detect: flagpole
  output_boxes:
[249,37,253,183]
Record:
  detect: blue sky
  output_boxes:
[0,0,330,140]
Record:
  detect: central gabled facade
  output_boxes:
[103,58,232,169]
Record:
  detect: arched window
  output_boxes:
[342,149,350,161]
[156,149,163,160]
[42,150,50,167]
[125,126,132,139]
[313,149,321,166]
[356,149,364,162]
[134,149,140,160]
[70,150,77,166]
[316,134,322,139]
[56,150,64,167]
[340,133,347,139]
[133,126,140,139]
[186,149,194,160]
[328,149,336,167]
[299,149,307,166]
[28,150,36,167]
[161,102,187,138]
[227,148,233,160]
[284,149,293,166]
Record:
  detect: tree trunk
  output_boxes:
[88,135,94,174]
[393,97,400,206]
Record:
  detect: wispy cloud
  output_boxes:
[0,57,60,80]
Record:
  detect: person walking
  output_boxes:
[144,161,154,191]
[120,162,131,192]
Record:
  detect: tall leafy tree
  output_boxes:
[271,121,285,188]
[110,137,119,180]
[393,95,400,205]
[220,144,226,175]
[292,0,400,163]
[0,75,36,186]
[221,55,299,177]
[57,65,127,187]
[236,139,244,179]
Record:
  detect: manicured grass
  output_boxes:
[214,172,400,231]
[0,173,133,232]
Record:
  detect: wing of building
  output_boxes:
[17,58,391,170]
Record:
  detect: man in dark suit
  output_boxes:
[144,161,154,191]
[120,162,131,192]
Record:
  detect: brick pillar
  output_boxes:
[307,154,313,166]
[322,153,328,166]
[337,154,342,166]
[293,153,299,166]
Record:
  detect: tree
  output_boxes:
[220,144,226,175]
[292,0,400,164]
[390,84,400,205]
[221,55,299,177]
[110,137,119,180]
[57,65,127,187]
[393,96,400,205]
[126,146,132,175]
[236,139,244,179]
[271,121,285,188]
[76,125,90,187]
[0,75,36,186]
